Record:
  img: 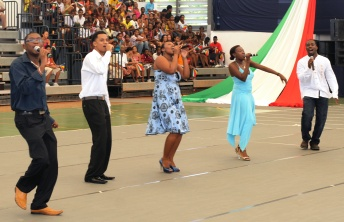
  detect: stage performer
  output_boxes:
[10,32,63,216]
[79,31,115,184]
[227,45,287,160]
[146,42,190,173]
[297,39,339,150]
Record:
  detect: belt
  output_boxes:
[82,96,105,101]
[16,110,46,115]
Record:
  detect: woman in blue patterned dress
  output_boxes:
[146,42,190,173]
[227,45,287,161]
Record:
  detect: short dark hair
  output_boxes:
[167,5,172,10]
[24,32,38,42]
[91,31,107,43]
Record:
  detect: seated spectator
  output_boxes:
[122,15,133,30]
[110,45,134,84]
[0,0,7,30]
[133,2,140,19]
[209,36,225,67]
[152,46,162,60]
[145,0,156,15]
[141,48,153,82]
[196,26,207,41]
[122,33,133,49]
[44,45,62,87]
[130,29,144,53]
[113,32,123,53]
[42,31,51,48]
[131,45,144,82]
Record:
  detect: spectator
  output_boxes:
[63,0,76,27]
[122,34,133,49]
[145,0,156,15]
[122,15,133,30]
[44,45,62,87]
[141,48,154,82]
[113,32,123,53]
[73,9,86,27]
[110,45,133,84]
[133,1,140,19]
[153,46,162,60]
[196,26,207,41]
[56,0,64,12]
[41,31,51,48]
[166,5,173,18]
[130,29,144,53]
[178,14,187,32]
[131,45,144,82]
[209,36,224,67]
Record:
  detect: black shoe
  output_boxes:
[85,176,108,184]
[310,142,320,150]
[300,140,309,149]
[100,175,115,180]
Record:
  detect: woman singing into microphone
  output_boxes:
[227,45,287,161]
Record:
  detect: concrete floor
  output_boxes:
[0,99,343,222]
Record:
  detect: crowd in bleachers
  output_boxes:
[25,0,225,83]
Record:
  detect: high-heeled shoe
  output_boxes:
[159,159,173,173]
[235,146,250,161]
[170,165,180,172]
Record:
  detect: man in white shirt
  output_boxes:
[79,31,115,184]
[130,29,144,53]
[297,39,339,151]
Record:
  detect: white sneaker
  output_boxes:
[46,83,50,87]
[147,79,152,82]
[53,83,59,86]
[215,64,222,68]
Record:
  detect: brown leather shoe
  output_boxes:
[300,140,309,149]
[15,186,27,210]
[31,207,63,216]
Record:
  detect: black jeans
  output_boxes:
[301,96,328,145]
[14,113,58,210]
[82,99,112,180]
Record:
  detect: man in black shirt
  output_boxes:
[9,32,63,216]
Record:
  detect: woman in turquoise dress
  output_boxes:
[146,42,190,173]
[227,45,287,161]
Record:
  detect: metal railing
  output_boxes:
[3,1,18,29]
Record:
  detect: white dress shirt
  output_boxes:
[297,54,339,99]
[79,50,112,110]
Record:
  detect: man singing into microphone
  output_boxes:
[79,31,115,184]
[297,39,339,150]
[9,32,63,215]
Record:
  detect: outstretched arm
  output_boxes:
[250,61,287,84]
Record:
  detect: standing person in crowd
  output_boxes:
[0,0,7,30]
[10,32,62,216]
[227,45,287,161]
[297,39,339,150]
[146,42,190,173]
[79,31,115,184]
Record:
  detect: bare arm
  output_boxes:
[250,60,287,84]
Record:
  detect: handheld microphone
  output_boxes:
[34,46,40,52]
[310,56,314,70]
[249,53,258,57]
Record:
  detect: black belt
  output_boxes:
[82,96,105,101]
[16,110,46,115]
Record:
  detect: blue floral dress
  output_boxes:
[146,70,190,135]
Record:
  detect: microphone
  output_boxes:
[249,53,258,57]
[34,46,40,52]
[310,56,314,70]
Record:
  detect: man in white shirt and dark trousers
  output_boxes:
[79,31,115,184]
[297,39,339,151]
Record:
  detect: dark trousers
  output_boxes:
[301,96,329,145]
[82,99,112,180]
[14,113,58,210]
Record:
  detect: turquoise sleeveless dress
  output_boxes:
[227,67,256,151]
[146,70,190,135]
